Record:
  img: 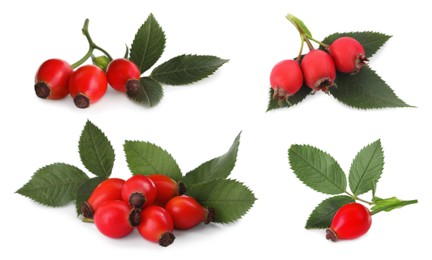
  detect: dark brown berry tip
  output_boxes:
[178,182,187,195]
[35,82,50,99]
[129,208,141,227]
[325,228,338,242]
[129,192,146,209]
[81,201,94,219]
[73,94,90,109]
[126,79,141,95]
[159,232,175,247]
[204,208,216,224]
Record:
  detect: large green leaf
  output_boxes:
[75,177,106,216]
[16,163,89,207]
[267,85,312,111]
[126,77,164,107]
[306,195,354,229]
[288,145,347,195]
[371,197,418,215]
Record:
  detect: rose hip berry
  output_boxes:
[326,202,372,242]
[106,58,141,92]
[34,59,72,99]
[301,49,336,92]
[68,64,108,109]
[121,175,157,209]
[148,174,184,206]
[138,205,175,247]
[270,59,303,101]
[81,178,125,219]
[328,37,368,74]
[165,195,215,230]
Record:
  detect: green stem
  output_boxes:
[345,191,374,205]
[304,37,314,51]
[296,34,305,61]
[307,36,329,49]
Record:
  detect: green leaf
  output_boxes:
[349,140,384,196]
[124,141,182,181]
[79,120,115,178]
[150,54,228,85]
[130,13,166,73]
[286,14,312,38]
[371,197,418,215]
[186,179,256,224]
[321,31,391,58]
[127,77,164,107]
[306,195,354,229]
[288,145,347,194]
[182,132,241,188]
[330,67,411,109]
[16,163,89,207]
[267,85,312,111]
[75,177,105,216]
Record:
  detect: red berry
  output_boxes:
[328,37,368,74]
[34,59,72,99]
[270,59,303,101]
[94,200,138,238]
[301,50,336,92]
[326,202,372,241]
[81,178,125,218]
[165,195,215,230]
[138,205,175,247]
[148,174,182,206]
[106,58,140,92]
[68,64,107,109]
[121,175,157,209]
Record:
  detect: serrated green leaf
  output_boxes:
[150,54,228,85]
[130,13,166,73]
[75,177,105,216]
[16,163,89,207]
[286,14,312,38]
[349,140,384,196]
[306,195,354,229]
[127,77,164,107]
[182,132,240,188]
[79,120,115,178]
[186,179,256,224]
[124,141,182,181]
[330,67,411,109]
[267,85,312,111]
[288,145,347,194]
[321,31,391,58]
[371,197,418,215]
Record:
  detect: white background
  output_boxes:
[1,0,430,259]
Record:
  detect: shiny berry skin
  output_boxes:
[165,195,215,230]
[34,59,72,99]
[270,59,303,100]
[81,178,125,218]
[106,58,141,92]
[301,50,336,92]
[326,202,372,241]
[121,175,157,209]
[328,37,368,74]
[68,64,108,109]
[94,200,136,238]
[138,205,175,247]
[148,174,181,206]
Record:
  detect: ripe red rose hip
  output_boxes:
[270,59,303,101]
[165,195,215,230]
[326,202,372,241]
[301,49,336,92]
[148,174,183,206]
[106,58,141,92]
[328,37,368,74]
[34,59,72,99]
[138,205,175,247]
[68,64,108,109]
[94,200,139,238]
[121,175,157,209]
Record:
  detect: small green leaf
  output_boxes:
[286,14,312,38]
[321,31,391,58]
[127,77,164,107]
[150,54,228,85]
[371,197,418,215]
[330,67,412,109]
[186,179,256,224]
[124,141,182,181]
[267,85,312,111]
[306,195,354,229]
[75,177,105,216]
[79,120,115,178]
[288,145,347,194]
[349,140,384,196]
[182,132,241,188]
[130,13,166,73]
[16,163,89,207]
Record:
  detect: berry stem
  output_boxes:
[307,36,329,48]
[304,37,314,51]
[296,34,305,61]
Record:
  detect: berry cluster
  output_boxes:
[82,174,214,247]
